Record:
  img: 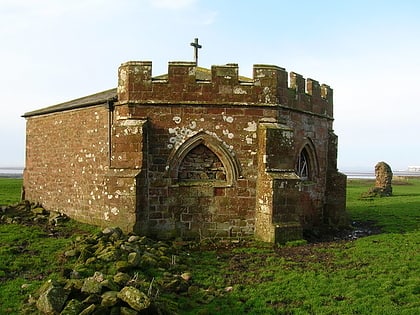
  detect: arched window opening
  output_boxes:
[296,148,310,180]
[166,132,241,187]
[178,144,226,181]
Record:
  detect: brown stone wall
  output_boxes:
[115,104,273,238]
[23,105,111,226]
[112,100,334,239]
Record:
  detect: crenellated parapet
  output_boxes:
[117,61,333,117]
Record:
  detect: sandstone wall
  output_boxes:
[23,106,111,227]
[112,101,333,239]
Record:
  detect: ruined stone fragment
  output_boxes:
[365,161,393,197]
[117,286,151,311]
[36,280,69,314]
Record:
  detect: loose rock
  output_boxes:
[81,272,104,294]
[60,299,84,315]
[117,286,151,311]
[36,280,69,314]
[30,221,224,314]
[101,291,119,307]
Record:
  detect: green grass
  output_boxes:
[0,224,68,313]
[178,178,420,314]
[181,231,419,314]
[0,221,99,314]
[0,178,419,314]
[347,178,420,232]
[0,178,23,204]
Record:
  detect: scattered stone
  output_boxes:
[115,260,131,272]
[101,227,114,235]
[5,217,14,224]
[117,286,151,311]
[81,272,104,294]
[0,201,70,232]
[64,249,79,258]
[97,248,119,262]
[113,272,131,286]
[82,294,101,305]
[79,304,96,315]
[60,299,84,315]
[127,235,140,243]
[127,252,141,266]
[181,272,192,281]
[140,252,158,267]
[101,291,119,307]
[105,227,123,241]
[30,222,226,314]
[3,201,233,314]
[36,279,69,314]
[31,207,46,215]
[64,279,83,292]
[49,211,68,225]
[224,286,233,292]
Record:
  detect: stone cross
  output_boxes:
[190,38,202,65]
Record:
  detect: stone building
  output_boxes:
[23,60,347,243]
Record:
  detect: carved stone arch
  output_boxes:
[296,138,319,180]
[167,132,240,186]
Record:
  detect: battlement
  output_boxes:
[117,61,333,117]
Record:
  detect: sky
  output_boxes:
[1,0,419,172]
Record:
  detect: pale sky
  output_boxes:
[1,0,419,171]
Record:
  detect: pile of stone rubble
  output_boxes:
[34,225,227,314]
[31,225,225,314]
[0,201,68,226]
[1,202,225,314]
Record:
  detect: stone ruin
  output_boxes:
[366,161,393,197]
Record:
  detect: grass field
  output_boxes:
[0,178,419,314]
[0,178,23,205]
[179,178,420,314]
[347,178,420,233]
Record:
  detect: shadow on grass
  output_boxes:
[394,192,420,197]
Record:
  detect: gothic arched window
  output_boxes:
[166,132,240,187]
[296,148,310,180]
[178,144,226,181]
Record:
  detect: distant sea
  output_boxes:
[342,170,420,179]
[0,167,23,178]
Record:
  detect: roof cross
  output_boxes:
[190,38,202,65]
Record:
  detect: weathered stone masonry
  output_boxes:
[23,61,347,243]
